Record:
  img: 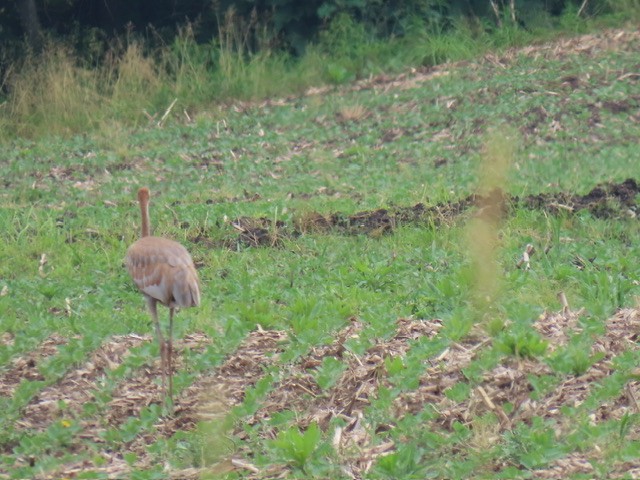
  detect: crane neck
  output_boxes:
[140,200,151,237]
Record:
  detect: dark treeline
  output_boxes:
[5,0,597,57]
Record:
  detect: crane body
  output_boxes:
[125,187,200,402]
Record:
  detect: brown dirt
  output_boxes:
[518,178,639,218]
[220,178,639,247]
[0,334,68,398]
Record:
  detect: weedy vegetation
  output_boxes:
[1,11,640,480]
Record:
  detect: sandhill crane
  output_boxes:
[125,187,200,403]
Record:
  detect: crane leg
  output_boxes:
[146,296,166,395]
[168,307,175,403]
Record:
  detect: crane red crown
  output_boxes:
[138,187,150,203]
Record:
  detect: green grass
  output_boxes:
[1,23,640,479]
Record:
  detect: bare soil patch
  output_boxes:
[518,178,639,218]
[219,178,639,247]
[0,334,68,398]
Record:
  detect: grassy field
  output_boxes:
[1,27,640,479]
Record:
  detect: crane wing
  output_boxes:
[125,236,200,308]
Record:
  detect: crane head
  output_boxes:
[138,187,150,204]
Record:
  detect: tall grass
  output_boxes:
[3,47,102,137]
[605,0,640,21]
[109,43,164,120]
[162,25,214,103]
[1,4,639,140]
[1,43,166,138]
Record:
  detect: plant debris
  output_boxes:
[0,334,68,398]
[4,304,640,479]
